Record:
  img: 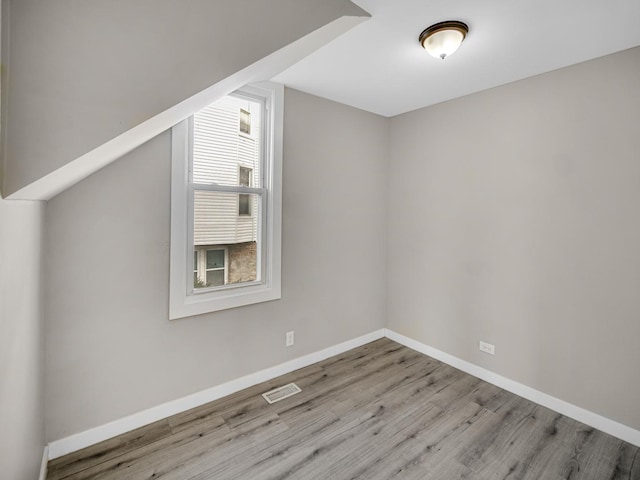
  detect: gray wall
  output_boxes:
[387,47,640,430]
[1,0,366,196]
[0,199,45,480]
[45,88,388,440]
[0,0,8,188]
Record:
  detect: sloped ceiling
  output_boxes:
[1,0,369,199]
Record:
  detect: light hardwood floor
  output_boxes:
[48,338,640,479]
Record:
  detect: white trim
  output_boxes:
[39,446,49,480]
[46,327,640,459]
[169,82,283,319]
[6,15,368,201]
[384,329,640,448]
[47,329,385,460]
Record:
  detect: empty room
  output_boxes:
[1,0,639,479]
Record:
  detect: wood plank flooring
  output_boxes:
[48,338,640,479]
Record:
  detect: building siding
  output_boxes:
[192,95,260,246]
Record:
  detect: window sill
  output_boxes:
[169,282,281,319]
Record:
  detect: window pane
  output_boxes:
[194,191,259,243]
[207,249,224,269]
[240,109,251,135]
[239,167,251,187]
[206,270,225,287]
[192,96,262,187]
[193,190,260,287]
[238,194,251,216]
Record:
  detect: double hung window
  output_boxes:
[169,83,283,319]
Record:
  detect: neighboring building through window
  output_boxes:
[238,166,252,216]
[240,108,251,135]
[191,95,259,290]
[194,248,227,288]
[169,83,283,319]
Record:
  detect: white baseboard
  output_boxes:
[47,326,640,459]
[384,328,640,448]
[39,446,49,480]
[47,329,385,459]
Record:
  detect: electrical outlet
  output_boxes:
[286,331,295,347]
[479,341,495,355]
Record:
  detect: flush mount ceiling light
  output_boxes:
[419,21,469,60]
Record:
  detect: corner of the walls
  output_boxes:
[384,329,640,448]
[0,0,7,201]
[39,446,49,480]
[342,0,371,19]
[342,0,371,18]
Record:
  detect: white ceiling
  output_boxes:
[274,0,640,117]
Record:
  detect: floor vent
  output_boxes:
[262,383,302,404]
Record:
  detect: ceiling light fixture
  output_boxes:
[419,21,469,60]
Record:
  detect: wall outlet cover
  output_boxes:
[479,341,495,355]
[286,331,295,347]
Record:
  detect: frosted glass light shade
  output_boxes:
[419,21,469,60]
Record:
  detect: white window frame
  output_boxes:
[169,82,283,319]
